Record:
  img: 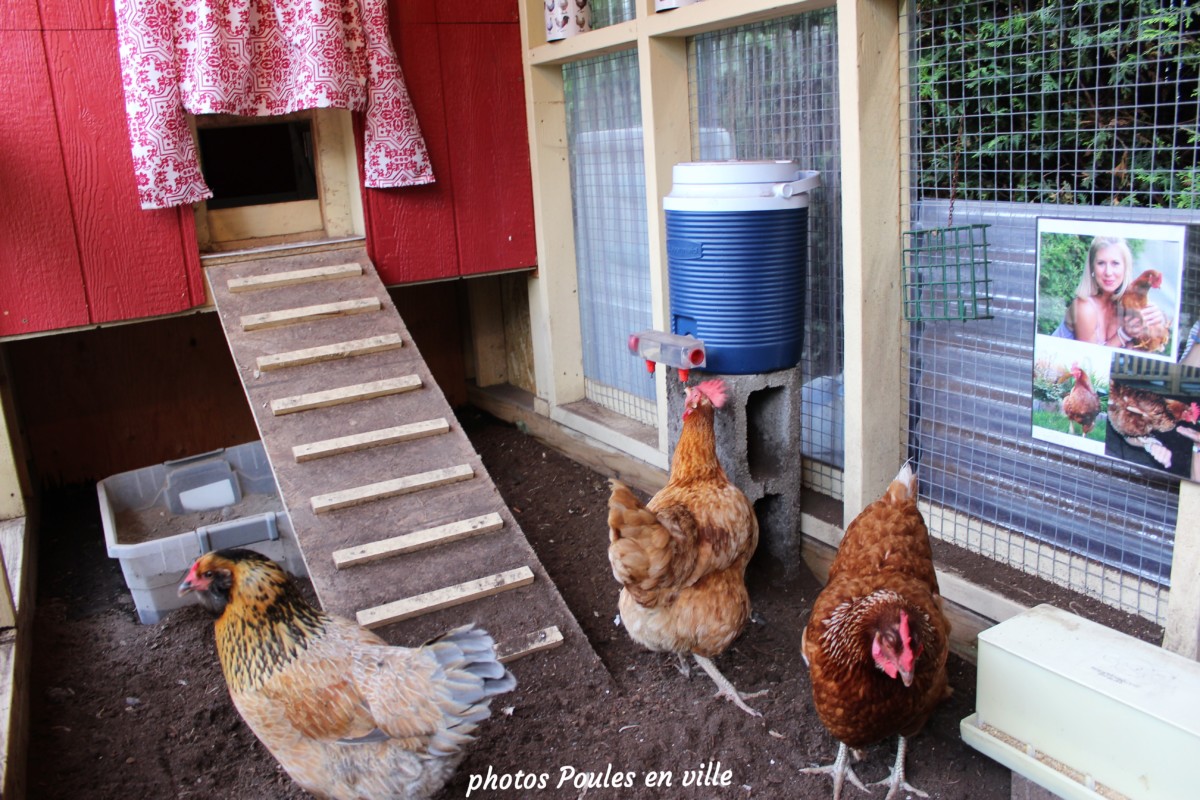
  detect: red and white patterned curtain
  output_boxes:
[114,0,434,210]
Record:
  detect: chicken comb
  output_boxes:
[691,379,728,408]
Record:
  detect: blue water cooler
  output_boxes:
[665,161,820,374]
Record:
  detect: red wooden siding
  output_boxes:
[0,0,40,31]
[44,30,202,323]
[38,0,116,30]
[435,0,521,24]
[364,20,460,284]
[0,30,90,336]
[438,22,535,277]
[365,2,537,285]
[1,1,534,334]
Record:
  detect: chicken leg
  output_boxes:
[800,741,869,800]
[870,736,928,800]
[692,654,766,717]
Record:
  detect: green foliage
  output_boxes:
[912,1,1200,208]
[1032,408,1108,442]
[1036,232,1090,334]
[1032,372,1068,402]
[1039,233,1089,297]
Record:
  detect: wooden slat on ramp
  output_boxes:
[204,245,603,680]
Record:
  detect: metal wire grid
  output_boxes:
[588,0,635,29]
[903,1,1200,624]
[564,51,660,426]
[689,9,845,497]
[901,223,993,322]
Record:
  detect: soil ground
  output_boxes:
[26,408,1012,799]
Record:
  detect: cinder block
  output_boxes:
[666,368,803,577]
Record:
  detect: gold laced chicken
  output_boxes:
[179,548,516,800]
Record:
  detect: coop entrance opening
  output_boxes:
[193,109,362,252]
[198,120,318,210]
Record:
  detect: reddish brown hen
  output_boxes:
[1061,362,1101,436]
[1107,382,1200,468]
[1119,269,1170,353]
[179,549,515,800]
[801,463,951,800]
[607,378,762,715]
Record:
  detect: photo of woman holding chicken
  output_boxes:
[1039,226,1179,356]
[1032,217,1199,482]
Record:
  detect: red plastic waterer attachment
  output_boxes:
[627,329,706,381]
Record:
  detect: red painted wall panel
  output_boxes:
[365,20,460,285]
[0,0,40,31]
[38,0,115,30]
[0,30,90,336]
[436,0,520,24]
[3,0,533,333]
[394,0,438,25]
[43,30,201,322]
[438,23,536,276]
[367,5,537,284]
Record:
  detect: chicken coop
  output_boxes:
[2,0,1200,798]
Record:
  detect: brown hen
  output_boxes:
[1119,269,1170,353]
[1061,362,1101,436]
[179,549,515,800]
[801,463,951,800]
[1107,382,1200,468]
[607,378,762,715]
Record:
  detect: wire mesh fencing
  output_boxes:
[565,51,659,426]
[689,9,845,495]
[903,0,1200,625]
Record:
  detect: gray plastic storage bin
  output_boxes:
[97,441,307,623]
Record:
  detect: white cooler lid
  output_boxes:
[671,160,802,185]
[665,161,820,211]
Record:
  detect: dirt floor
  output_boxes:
[27,408,1015,800]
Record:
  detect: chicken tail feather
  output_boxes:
[607,480,660,541]
[886,461,917,505]
[427,624,518,700]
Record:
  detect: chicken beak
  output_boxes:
[178,563,202,597]
[899,668,914,688]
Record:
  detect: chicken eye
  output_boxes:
[203,570,214,579]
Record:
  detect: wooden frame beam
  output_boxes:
[356,566,535,629]
[256,334,403,371]
[310,464,475,514]
[332,513,504,568]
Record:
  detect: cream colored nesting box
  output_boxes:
[961,604,1200,800]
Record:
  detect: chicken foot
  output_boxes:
[800,741,869,800]
[870,735,928,800]
[692,654,766,717]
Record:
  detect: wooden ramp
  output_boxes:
[205,247,601,673]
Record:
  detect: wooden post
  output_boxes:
[467,277,509,388]
[1163,481,1200,660]
[0,351,27,523]
[837,0,903,525]
[638,31,690,454]
[517,1,586,409]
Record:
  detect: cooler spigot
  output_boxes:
[628,330,706,382]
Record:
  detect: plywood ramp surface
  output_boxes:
[205,247,603,681]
